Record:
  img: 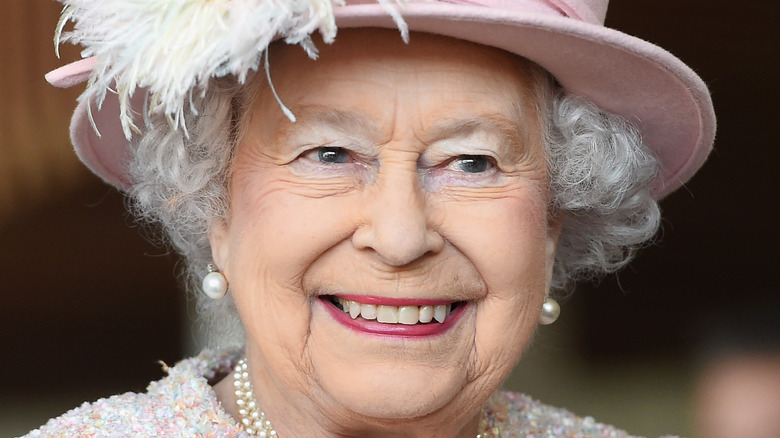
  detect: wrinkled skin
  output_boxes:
[211,30,562,438]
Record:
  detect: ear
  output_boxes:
[208,220,231,275]
[544,211,564,293]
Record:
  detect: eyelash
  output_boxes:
[442,155,496,174]
[303,147,495,173]
[294,147,501,190]
[302,147,352,164]
[304,146,353,164]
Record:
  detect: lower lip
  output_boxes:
[319,298,467,338]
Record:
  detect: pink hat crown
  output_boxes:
[47,0,713,198]
[367,0,608,24]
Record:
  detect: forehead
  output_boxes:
[243,30,545,145]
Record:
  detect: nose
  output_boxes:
[351,164,444,267]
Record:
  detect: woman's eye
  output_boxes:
[448,155,492,173]
[315,147,349,164]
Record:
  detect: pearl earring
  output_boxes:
[539,297,560,325]
[202,264,228,299]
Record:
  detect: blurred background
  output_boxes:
[1,1,778,437]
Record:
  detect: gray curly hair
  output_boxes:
[128,59,660,347]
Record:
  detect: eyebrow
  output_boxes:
[424,114,528,158]
[275,106,384,142]
[272,106,528,159]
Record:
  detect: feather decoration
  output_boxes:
[54,0,408,139]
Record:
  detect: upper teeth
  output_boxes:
[336,297,452,325]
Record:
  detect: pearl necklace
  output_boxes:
[232,358,497,438]
[233,358,277,437]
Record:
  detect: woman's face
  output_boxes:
[210,31,561,436]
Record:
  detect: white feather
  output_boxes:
[55,0,408,139]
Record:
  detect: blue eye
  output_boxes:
[453,155,490,173]
[317,147,349,163]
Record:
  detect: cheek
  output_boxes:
[436,190,550,291]
[436,190,550,376]
[229,168,363,281]
[227,168,368,382]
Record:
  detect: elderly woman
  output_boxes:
[27,0,713,437]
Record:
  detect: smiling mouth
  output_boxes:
[326,296,462,325]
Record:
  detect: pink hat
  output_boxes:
[46,0,714,199]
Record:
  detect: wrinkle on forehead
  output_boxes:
[241,32,550,148]
[273,106,386,146]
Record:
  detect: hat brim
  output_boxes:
[51,2,715,198]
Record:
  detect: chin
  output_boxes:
[317,360,469,420]
[305,303,483,422]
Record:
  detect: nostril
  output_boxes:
[352,224,443,267]
[351,177,443,266]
